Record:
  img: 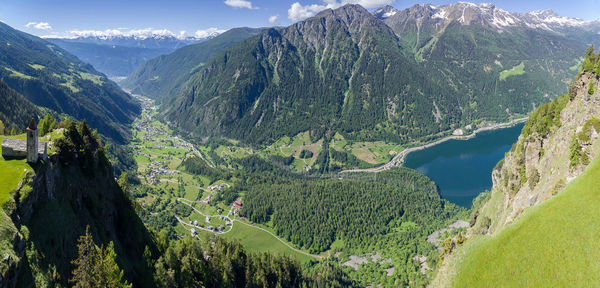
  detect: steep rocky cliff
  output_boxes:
[0,122,156,288]
[430,49,600,287]
[472,69,600,234]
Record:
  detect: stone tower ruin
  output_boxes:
[26,118,38,163]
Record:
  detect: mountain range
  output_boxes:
[0,21,139,143]
[125,3,596,148]
[375,3,600,33]
[45,32,219,77]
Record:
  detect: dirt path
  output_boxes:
[340,117,528,174]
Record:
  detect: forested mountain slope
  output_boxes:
[0,22,139,143]
[167,5,459,145]
[122,27,264,102]
[379,3,587,123]
[162,3,593,147]
[0,80,41,133]
[432,48,600,287]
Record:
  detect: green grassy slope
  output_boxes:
[0,21,140,143]
[220,220,315,263]
[451,154,600,287]
[0,136,31,206]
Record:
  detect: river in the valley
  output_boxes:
[403,123,525,208]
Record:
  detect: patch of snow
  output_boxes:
[458,7,467,24]
[383,11,397,18]
[432,9,447,20]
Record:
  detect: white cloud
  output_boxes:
[25,21,52,30]
[269,15,280,24]
[44,28,225,40]
[224,0,257,9]
[194,27,226,39]
[288,0,393,22]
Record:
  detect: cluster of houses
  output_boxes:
[146,161,178,185]
[135,151,151,158]
[208,183,230,191]
[188,218,227,236]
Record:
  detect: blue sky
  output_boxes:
[1,0,599,38]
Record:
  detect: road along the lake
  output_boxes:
[340,117,528,174]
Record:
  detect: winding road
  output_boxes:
[175,198,322,259]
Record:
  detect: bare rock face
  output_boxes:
[474,72,600,234]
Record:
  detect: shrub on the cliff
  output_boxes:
[569,136,583,168]
[528,170,540,191]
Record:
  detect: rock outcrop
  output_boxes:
[0,124,157,288]
[473,70,600,234]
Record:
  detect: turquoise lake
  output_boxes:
[403,123,524,208]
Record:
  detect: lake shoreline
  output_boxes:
[340,117,528,173]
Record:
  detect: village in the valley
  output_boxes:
[128,94,319,262]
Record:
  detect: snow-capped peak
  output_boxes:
[526,9,586,26]
[373,5,399,19]
[376,1,598,33]
[43,27,225,41]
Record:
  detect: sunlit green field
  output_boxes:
[499,62,525,80]
[451,155,600,287]
[220,220,316,263]
[0,136,32,206]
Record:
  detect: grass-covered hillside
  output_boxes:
[449,148,600,287]
[0,21,139,143]
[432,48,600,287]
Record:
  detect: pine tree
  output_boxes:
[94,242,132,288]
[70,226,96,288]
[39,114,57,136]
[70,226,131,288]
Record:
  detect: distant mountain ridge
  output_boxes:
[0,21,139,142]
[50,35,203,51]
[44,28,226,76]
[45,39,173,77]
[161,3,589,148]
[374,2,600,33]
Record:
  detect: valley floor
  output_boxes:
[129,94,321,263]
[128,93,467,286]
